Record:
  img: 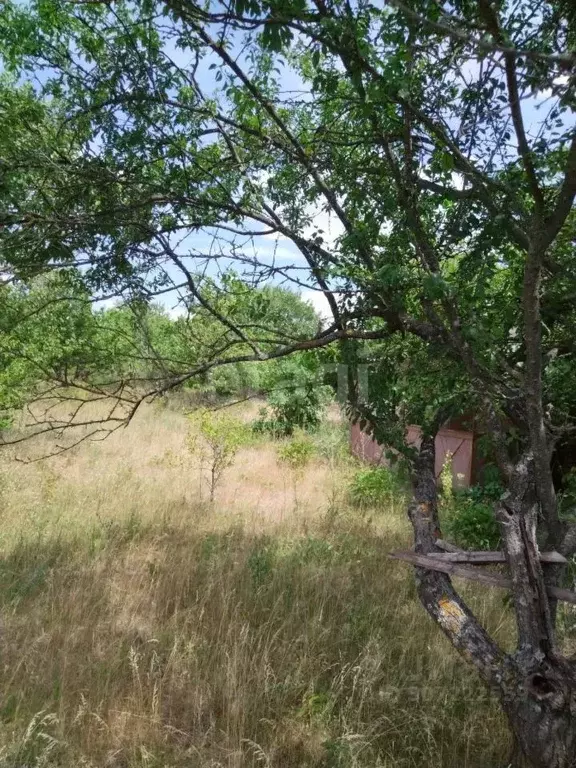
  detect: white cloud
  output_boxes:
[165,304,188,319]
[302,209,346,250]
[535,74,570,101]
[300,289,337,321]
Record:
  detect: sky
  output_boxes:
[6,1,574,324]
[109,21,343,321]
[150,14,574,322]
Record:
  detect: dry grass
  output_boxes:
[0,402,513,767]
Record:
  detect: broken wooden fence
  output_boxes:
[390,540,576,606]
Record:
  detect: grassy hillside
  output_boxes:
[0,402,513,767]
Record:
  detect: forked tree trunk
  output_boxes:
[407,433,576,768]
[504,676,576,768]
[496,458,576,768]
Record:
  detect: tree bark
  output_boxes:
[522,242,563,550]
[407,432,506,686]
[503,662,576,768]
[406,435,576,768]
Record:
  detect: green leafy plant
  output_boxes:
[348,466,404,509]
[441,476,503,552]
[255,361,332,437]
[276,431,317,511]
[465,478,505,504]
[252,406,292,439]
[268,384,329,433]
[187,408,250,502]
[445,496,502,552]
[277,430,316,471]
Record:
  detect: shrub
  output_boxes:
[445,496,501,551]
[348,466,404,509]
[311,420,350,465]
[187,408,250,501]
[268,382,330,432]
[252,406,292,439]
[442,481,503,551]
[277,430,316,471]
[437,452,502,551]
[254,366,332,437]
[209,361,260,397]
[465,479,505,504]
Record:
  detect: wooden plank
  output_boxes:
[432,540,567,564]
[390,550,576,606]
[430,551,507,563]
[391,551,511,589]
[429,551,567,565]
[435,538,463,553]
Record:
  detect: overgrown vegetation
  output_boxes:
[187,408,251,502]
[277,429,317,470]
[444,494,503,552]
[444,490,504,553]
[2,0,576,761]
[254,362,332,437]
[0,274,324,432]
[438,457,503,551]
[348,466,406,511]
[0,404,513,767]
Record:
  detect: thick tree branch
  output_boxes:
[541,132,576,251]
[407,431,505,687]
[478,0,545,213]
[523,242,564,548]
[496,454,556,654]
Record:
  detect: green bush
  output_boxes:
[268,383,329,432]
[277,430,316,470]
[443,482,503,551]
[438,452,502,551]
[209,361,260,397]
[187,408,251,501]
[254,364,332,437]
[252,407,292,438]
[445,497,501,551]
[348,466,404,508]
[464,479,504,504]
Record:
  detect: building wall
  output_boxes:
[350,422,475,488]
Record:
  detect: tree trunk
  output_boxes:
[509,737,532,768]
[503,668,576,768]
[493,456,576,767]
[406,432,576,768]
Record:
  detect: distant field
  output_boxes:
[0,401,513,767]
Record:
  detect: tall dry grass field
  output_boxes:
[0,401,513,767]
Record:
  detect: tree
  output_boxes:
[187,407,249,501]
[1,0,576,764]
[0,271,101,430]
[0,270,324,444]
